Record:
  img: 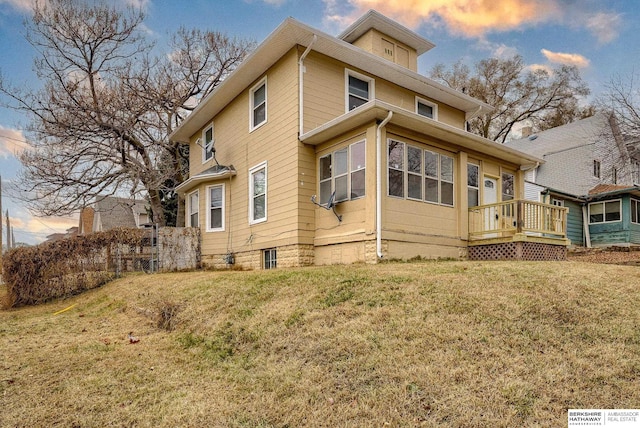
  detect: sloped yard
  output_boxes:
[1,260,639,427]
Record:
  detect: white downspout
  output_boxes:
[376,111,393,259]
[299,35,317,136]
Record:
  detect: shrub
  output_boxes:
[2,228,146,308]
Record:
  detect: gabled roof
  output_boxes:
[94,196,149,230]
[338,9,435,55]
[176,165,237,195]
[170,14,493,143]
[505,114,610,158]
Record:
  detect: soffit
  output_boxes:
[300,100,542,167]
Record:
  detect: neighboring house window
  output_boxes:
[502,172,514,201]
[264,248,277,269]
[416,97,438,120]
[318,141,366,204]
[249,162,267,224]
[632,199,640,224]
[593,160,601,178]
[387,139,454,206]
[187,190,199,227]
[250,78,267,131]
[589,200,621,224]
[467,163,479,207]
[206,184,224,232]
[203,124,214,162]
[346,70,373,111]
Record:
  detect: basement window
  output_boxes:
[264,248,277,269]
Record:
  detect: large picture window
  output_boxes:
[346,70,373,111]
[319,141,366,204]
[250,78,267,131]
[206,184,224,232]
[387,139,454,207]
[589,200,621,224]
[187,190,199,227]
[249,162,267,224]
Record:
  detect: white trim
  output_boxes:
[249,77,267,132]
[205,183,225,232]
[202,123,214,164]
[415,97,438,121]
[588,199,622,224]
[632,198,640,225]
[187,189,199,227]
[249,161,268,224]
[345,69,375,113]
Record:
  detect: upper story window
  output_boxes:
[187,190,199,227]
[589,199,621,224]
[249,162,267,224]
[388,139,454,207]
[593,160,601,178]
[203,124,214,163]
[416,97,438,120]
[346,70,374,112]
[319,140,366,205]
[206,184,224,232]
[467,163,479,207]
[502,172,515,201]
[250,78,267,131]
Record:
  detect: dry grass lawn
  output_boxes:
[1,260,639,427]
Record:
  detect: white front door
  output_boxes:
[484,177,498,236]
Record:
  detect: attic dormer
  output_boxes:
[338,10,435,72]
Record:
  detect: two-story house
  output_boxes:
[171,10,569,269]
[506,113,640,247]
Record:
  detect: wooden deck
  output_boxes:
[468,200,570,260]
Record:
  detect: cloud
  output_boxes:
[541,49,590,68]
[120,0,151,10]
[0,0,35,12]
[585,12,621,44]
[325,0,620,43]
[0,126,30,159]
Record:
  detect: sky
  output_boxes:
[0,0,638,245]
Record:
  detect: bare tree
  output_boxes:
[599,71,640,140]
[430,55,592,143]
[0,0,253,225]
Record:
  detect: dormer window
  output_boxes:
[346,70,374,112]
[416,98,438,120]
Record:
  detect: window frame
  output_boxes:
[318,140,366,205]
[206,183,225,232]
[631,198,640,224]
[187,190,199,228]
[415,97,438,120]
[345,69,374,112]
[467,163,480,208]
[264,248,277,269]
[249,162,267,224]
[502,172,515,201]
[593,159,601,178]
[387,138,455,207]
[202,123,214,163]
[588,199,622,224]
[249,77,267,132]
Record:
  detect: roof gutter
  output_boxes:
[299,34,317,136]
[376,110,393,259]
